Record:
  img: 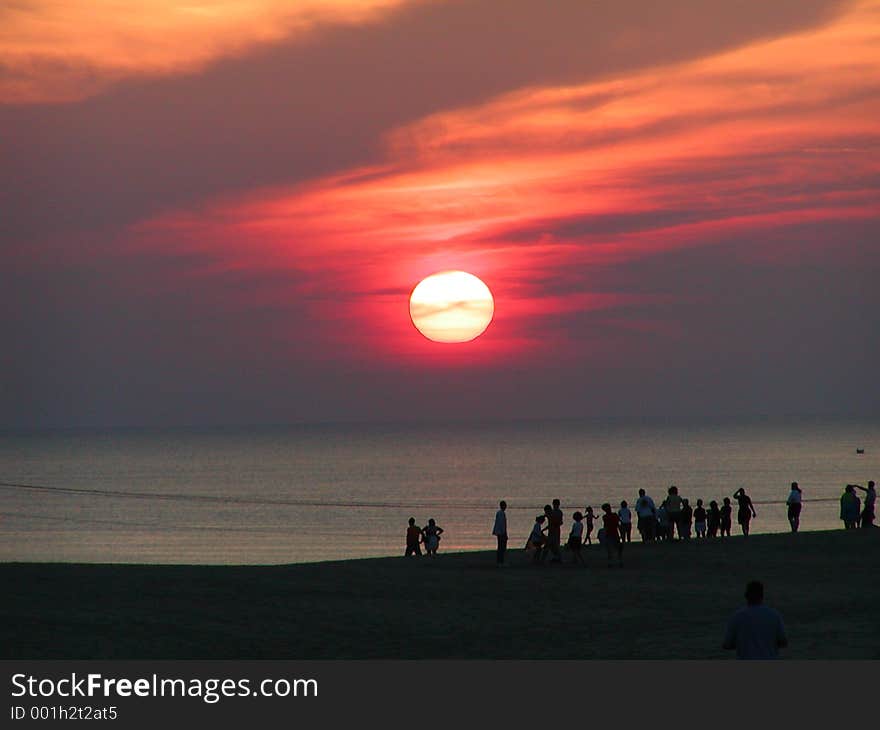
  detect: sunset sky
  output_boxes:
[2,0,878,428]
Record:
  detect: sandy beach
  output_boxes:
[3,528,877,659]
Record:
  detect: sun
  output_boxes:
[409,271,494,343]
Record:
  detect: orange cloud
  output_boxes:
[0,0,415,103]
[131,0,880,363]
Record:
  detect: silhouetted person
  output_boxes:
[422,518,444,556]
[601,503,623,567]
[720,498,733,537]
[680,498,693,540]
[853,481,875,528]
[733,487,756,536]
[567,511,586,565]
[405,517,422,556]
[707,500,721,538]
[665,486,683,540]
[618,500,632,543]
[693,499,707,539]
[493,500,508,566]
[635,488,656,542]
[722,580,788,660]
[786,482,802,533]
[840,486,861,529]
[584,505,598,544]
[528,515,548,563]
[656,503,670,541]
[548,499,564,563]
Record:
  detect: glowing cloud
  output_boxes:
[0,0,416,103]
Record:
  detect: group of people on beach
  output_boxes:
[514,485,763,568]
[405,479,876,563]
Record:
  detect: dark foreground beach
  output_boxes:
[3,529,878,659]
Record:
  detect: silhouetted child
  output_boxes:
[681,498,693,540]
[601,503,623,567]
[567,511,586,565]
[693,499,707,539]
[720,498,733,537]
[422,518,443,556]
[405,517,423,556]
[528,515,548,563]
[584,506,598,544]
[656,504,670,541]
[707,500,721,538]
[618,500,632,543]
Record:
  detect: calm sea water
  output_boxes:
[0,419,877,564]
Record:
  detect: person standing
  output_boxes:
[405,517,423,556]
[707,500,721,538]
[840,486,861,529]
[786,482,803,533]
[584,506,598,544]
[548,499,564,563]
[719,497,733,537]
[618,500,633,543]
[656,503,670,541]
[635,488,656,542]
[665,486,683,540]
[722,580,788,660]
[601,503,623,567]
[693,499,707,539]
[493,500,508,566]
[733,487,757,537]
[567,511,586,565]
[680,498,693,540]
[422,518,444,556]
[853,481,875,528]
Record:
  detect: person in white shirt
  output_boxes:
[493,500,508,565]
[635,489,656,542]
[786,482,802,533]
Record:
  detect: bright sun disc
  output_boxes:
[409,271,494,343]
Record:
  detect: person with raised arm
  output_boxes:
[853,481,875,528]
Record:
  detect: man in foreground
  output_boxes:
[722,580,788,659]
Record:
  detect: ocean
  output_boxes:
[0,418,876,564]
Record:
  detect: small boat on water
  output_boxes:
[856,448,865,454]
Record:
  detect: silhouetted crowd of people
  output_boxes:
[404,479,876,561]
[514,486,764,568]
